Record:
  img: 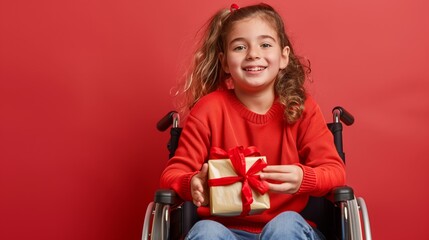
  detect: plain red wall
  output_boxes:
[1,0,428,239]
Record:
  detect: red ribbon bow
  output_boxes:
[208,146,269,216]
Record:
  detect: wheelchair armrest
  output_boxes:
[155,189,177,205]
[153,189,198,239]
[333,185,354,202]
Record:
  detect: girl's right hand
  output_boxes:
[190,163,209,207]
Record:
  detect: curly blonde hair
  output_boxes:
[176,3,310,123]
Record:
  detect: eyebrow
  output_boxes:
[229,35,277,45]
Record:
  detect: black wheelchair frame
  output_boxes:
[143,107,372,240]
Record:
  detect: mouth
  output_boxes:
[243,66,267,72]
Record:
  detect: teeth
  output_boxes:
[245,67,266,71]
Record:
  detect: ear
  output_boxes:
[279,46,290,70]
[219,52,230,73]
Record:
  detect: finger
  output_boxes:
[266,182,289,192]
[199,163,208,178]
[193,196,204,207]
[192,190,204,205]
[191,178,203,192]
[266,182,298,194]
[260,172,293,182]
[197,191,208,206]
[263,172,303,184]
[193,199,202,207]
[263,165,294,173]
[194,192,208,207]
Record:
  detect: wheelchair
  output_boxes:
[143,107,372,240]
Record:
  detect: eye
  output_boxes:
[233,45,246,51]
[261,43,272,48]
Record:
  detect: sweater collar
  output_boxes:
[226,90,284,124]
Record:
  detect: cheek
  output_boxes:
[270,54,285,68]
[227,57,241,68]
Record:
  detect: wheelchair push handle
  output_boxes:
[333,106,354,126]
[329,106,354,163]
[157,111,180,131]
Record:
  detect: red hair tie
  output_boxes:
[230,3,239,12]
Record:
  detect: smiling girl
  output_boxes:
[160,3,345,239]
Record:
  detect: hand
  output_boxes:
[190,163,209,207]
[260,165,303,194]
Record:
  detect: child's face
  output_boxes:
[220,17,289,95]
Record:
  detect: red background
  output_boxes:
[1,0,428,239]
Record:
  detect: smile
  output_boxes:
[243,66,267,72]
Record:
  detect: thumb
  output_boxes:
[199,163,208,178]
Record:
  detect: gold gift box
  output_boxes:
[208,156,270,216]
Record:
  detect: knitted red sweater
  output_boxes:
[160,89,346,233]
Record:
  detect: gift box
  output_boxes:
[208,146,270,217]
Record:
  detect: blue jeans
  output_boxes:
[185,211,325,240]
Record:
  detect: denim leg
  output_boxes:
[260,211,324,240]
[230,229,259,240]
[185,220,238,240]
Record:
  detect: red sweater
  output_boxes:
[160,89,346,233]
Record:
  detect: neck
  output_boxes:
[234,88,275,114]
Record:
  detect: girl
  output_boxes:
[160,3,345,240]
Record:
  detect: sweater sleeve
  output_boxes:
[159,113,211,201]
[295,98,346,196]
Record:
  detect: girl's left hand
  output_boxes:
[260,165,303,194]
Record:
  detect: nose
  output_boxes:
[246,46,260,60]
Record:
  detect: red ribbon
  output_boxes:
[208,146,269,216]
